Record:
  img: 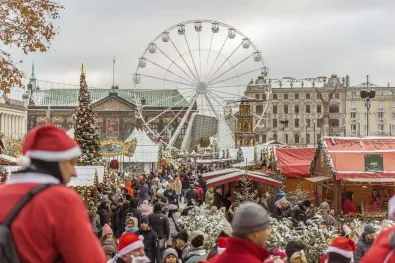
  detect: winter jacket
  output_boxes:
[116,201,130,236]
[275,205,292,220]
[182,178,191,190]
[343,198,357,215]
[321,213,339,228]
[185,247,207,263]
[198,178,207,194]
[98,205,110,227]
[123,198,142,224]
[291,202,309,226]
[214,193,222,209]
[164,189,177,204]
[139,182,149,201]
[91,214,101,233]
[195,186,204,201]
[137,228,161,263]
[148,211,170,239]
[354,234,373,263]
[200,237,269,263]
[175,178,182,195]
[186,189,199,202]
[176,243,190,260]
[205,190,214,209]
[206,245,218,260]
[167,211,181,246]
[0,172,106,263]
[360,225,395,263]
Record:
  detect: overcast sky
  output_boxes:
[12,0,395,91]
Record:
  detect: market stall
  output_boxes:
[310,137,395,217]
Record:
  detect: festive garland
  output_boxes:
[309,139,336,176]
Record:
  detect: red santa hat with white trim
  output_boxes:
[17,124,82,167]
[217,237,229,254]
[326,236,355,259]
[118,232,145,256]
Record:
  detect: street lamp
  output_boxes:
[359,75,376,136]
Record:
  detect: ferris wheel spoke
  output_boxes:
[183,34,200,82]
[209,67,263,86]
[207,41,242,83]
[206,32,214,67]
[205,36,228,82]
[203,93,218,118]
[207,54,253,85]
[167,94,199,149]
[145,90,196,124]
[141,90,193,109]
[158,94,198,136]
[168,38,199,83]
[253,104,269,131]
[146,59,196,85]
[208,91,237,120]
[156,45,197,84]
[198,31,202,78]
[140,74,196,87]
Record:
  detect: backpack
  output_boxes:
[0,183,60,263]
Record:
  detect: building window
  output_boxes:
[330,119,340,127]
[378,124,384,132]
[317,105,322,113]
[306,134,310,144]
[317,119,322,128]
[306,119,311,128]
[364,113,368,119]
[262,134,266,142]
[273,94,278,100]
[305,105,310,113]
[294,134,300,144]
[295,119,299,128]
[295,94,299,99]
[262,94,267,100]
[273,105,277,114]
[350,101,356,111]
[255,94,260,99]
[378,112,384,119]
[392,124,395,132]
[272,119,277,128]
[351,112,356,119]
[285,134,289,144]
[329,104,339,113]
[335,93,340,99]
[306,93,310,99]
[273,133,277,140]
[284,94,288,100]
[284,105,288,114]
[97,122,103,135]
[294,105,299,114]
[351,124,357,131]
[317,134,321,142]
[392,113,395,120]
[392,101,395,108]
[256,105,263,114]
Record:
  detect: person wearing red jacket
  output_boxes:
[343,191,357,215]
[194,182,204,201]
[0,125,106,263]
[361,196,395,263]
[199,202,270,263]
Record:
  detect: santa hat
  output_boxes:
[326,237,355,258]
[217,237,229,254]
[389,196,395,220]
[17,124,81,167]
[118,232,144,256]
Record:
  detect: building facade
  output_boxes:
[245,74,346,146]
[0,92,27,140]
[345,85,395,136]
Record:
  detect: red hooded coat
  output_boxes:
[361,225,395,263]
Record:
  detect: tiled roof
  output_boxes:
[31,88,189,107]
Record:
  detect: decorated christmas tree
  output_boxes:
[235,175,258,205]
[287,183,309,204]
[73,64,102,165]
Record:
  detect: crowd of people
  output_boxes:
[2,124,395,263]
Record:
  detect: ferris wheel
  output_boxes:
[133,19,271,149]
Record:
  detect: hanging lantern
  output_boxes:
[228,28,236,39]
[242,38,250,49]
[253,51,262,62]
[162,31,170,42]
[148,42,157,54]
[177,24,185,35]
[133,73,141,84]
[138,57,146,68]
[211,22,219,33]
[194,21,202,32]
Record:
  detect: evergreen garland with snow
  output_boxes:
[73,66,102,165]
[287,183,309,204]
[235,176,258,205]
[177,206,227,249]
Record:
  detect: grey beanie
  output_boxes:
[163,248,178,260]
[364,224,376,234]
[231,202,270,236]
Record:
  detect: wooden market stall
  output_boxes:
[203,168,282,201]
[275,148,315,193]
[310,137,395,216]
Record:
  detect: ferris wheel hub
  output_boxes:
[196,82,208,94]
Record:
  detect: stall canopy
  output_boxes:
[275,148,315,178]
[123,128,159,163]
[203,168,282,188]
[311,137,395,180]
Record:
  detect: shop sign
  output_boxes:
[364,154,384,172]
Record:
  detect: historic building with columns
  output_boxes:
[0,92,27,140]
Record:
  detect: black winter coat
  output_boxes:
[97,207,109,227]
[182,179,190,190]
[291,202,308,226]
[148,212,170,239]
[137,229,161,263]
[214,193,222,209]
[164,189,177,204]
[116,202,130,236]
[198,178,207,194]
[186,189,199,202]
